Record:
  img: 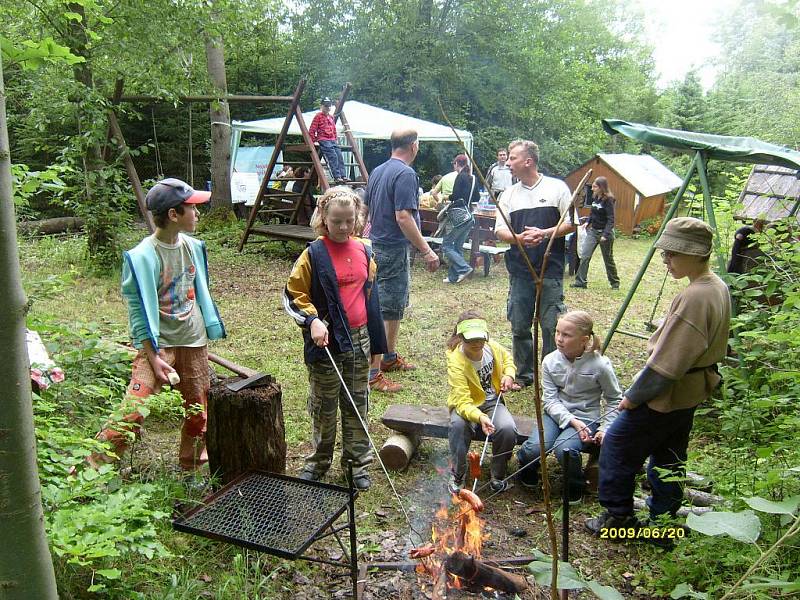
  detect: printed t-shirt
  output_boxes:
[465,345,497,404]
[152,236,207,347]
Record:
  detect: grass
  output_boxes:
[20,225,716,598]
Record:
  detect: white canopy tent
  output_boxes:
[230,100,473,172]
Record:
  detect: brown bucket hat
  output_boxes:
[655,217,713,256]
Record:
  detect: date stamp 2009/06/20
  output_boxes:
[599,526,685,541]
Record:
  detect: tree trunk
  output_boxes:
[206,377,286,484]
[17,216,85,235]
[0,56,59,599]
[205,35,232,212]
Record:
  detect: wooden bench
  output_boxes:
[422,236,508,277]
[379,404,535,470]
[379,404,600,478]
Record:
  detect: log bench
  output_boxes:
[379,404,536,470]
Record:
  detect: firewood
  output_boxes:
[445,551,528,593]
[379,433,420,470]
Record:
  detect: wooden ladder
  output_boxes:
[238,80,369,251]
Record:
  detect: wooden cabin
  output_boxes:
[565,154,682,234]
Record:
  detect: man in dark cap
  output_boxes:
[586,217,730,545]
[87,178,226,474]
[309,96,348,184]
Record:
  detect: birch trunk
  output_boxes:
[205,35,232,212]
[0,56,59,599]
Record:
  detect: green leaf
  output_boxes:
[740,577,800,592]
[63,11,83,22]
[527,553,587,590]
[587,579,624,599]
[744,495,800,515]
[755,446,772,458]
[685,510,761,543]
[96,568,121,579]
[670,582,708,598]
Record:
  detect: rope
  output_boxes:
[322,345,425,545]
[187,103,194,187]
[151,106,164,179]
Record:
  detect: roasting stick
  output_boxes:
[321,345,425,544]
[471,395,502,493]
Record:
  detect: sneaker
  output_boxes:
[351,474,371,491]
[584,511,640,539]
[568,489,583,505]
[455,267,474,283]
[369,371,403,393]
[380,354,417,372]
[610,283,620,290]
[489,478,512,493]
[298,470,322,482]
[447,474,463,495]
[517,465,539,490]
[570,282,587,289]
[443,277,455,284]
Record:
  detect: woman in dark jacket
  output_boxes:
[442,155,479,283]
[572,176,620,289]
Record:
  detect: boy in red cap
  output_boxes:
[88,178,226,472]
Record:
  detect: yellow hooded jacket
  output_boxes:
[446,339,516,423]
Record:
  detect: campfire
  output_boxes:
[410,492,528,597]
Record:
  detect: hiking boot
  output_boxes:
[369,371,403,393]
[447,474,464,495]
[298,469,323,482]
[489,478,512,493]
[380,354,417,372]
[584,511,640,539]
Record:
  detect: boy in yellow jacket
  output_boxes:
[446,311,517,494]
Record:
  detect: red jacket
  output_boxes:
[309,111,337,142]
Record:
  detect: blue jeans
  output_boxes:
[318,140,346,180]
[442,213,473,282]
[507,276,566,385]
[599,404,696,519]
[517,413,595,495]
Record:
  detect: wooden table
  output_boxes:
[419,208,501,270]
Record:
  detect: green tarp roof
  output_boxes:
[602,119,800,170]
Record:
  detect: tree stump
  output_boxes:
[207,376,286,484]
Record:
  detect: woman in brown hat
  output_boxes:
[585,217,731,544]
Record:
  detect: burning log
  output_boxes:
[445,551,528,594]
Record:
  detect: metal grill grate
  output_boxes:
[173,471,353,559]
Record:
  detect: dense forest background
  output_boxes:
[3,0,798,240]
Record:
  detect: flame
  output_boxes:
[414,495,489,595]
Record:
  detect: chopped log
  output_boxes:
[445,551,528,594]
[685,488,724,507]
[17,217,84,235]
[206,376,286,484]
[686,471,714,492]
[379,433,420,470]
[633,497,714,516]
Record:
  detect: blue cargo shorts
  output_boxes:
[372,241,411,321]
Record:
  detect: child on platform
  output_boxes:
[90,178,226,472]
[446,311,517,494]
[517,310,622,503]
[283,187,387,490]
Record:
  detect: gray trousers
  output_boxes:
[448,397,517,482]
[575,228,619,287]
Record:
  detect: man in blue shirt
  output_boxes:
[366,129,439,392]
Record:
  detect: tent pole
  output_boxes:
[602,152,700,353]
[696,151,727,275]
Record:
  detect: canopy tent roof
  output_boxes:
[738,164,800,224]
[602,119,800,170]
[596,153,682,198]
[232,100,472,148]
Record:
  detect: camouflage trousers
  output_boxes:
[304,325,373,479]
